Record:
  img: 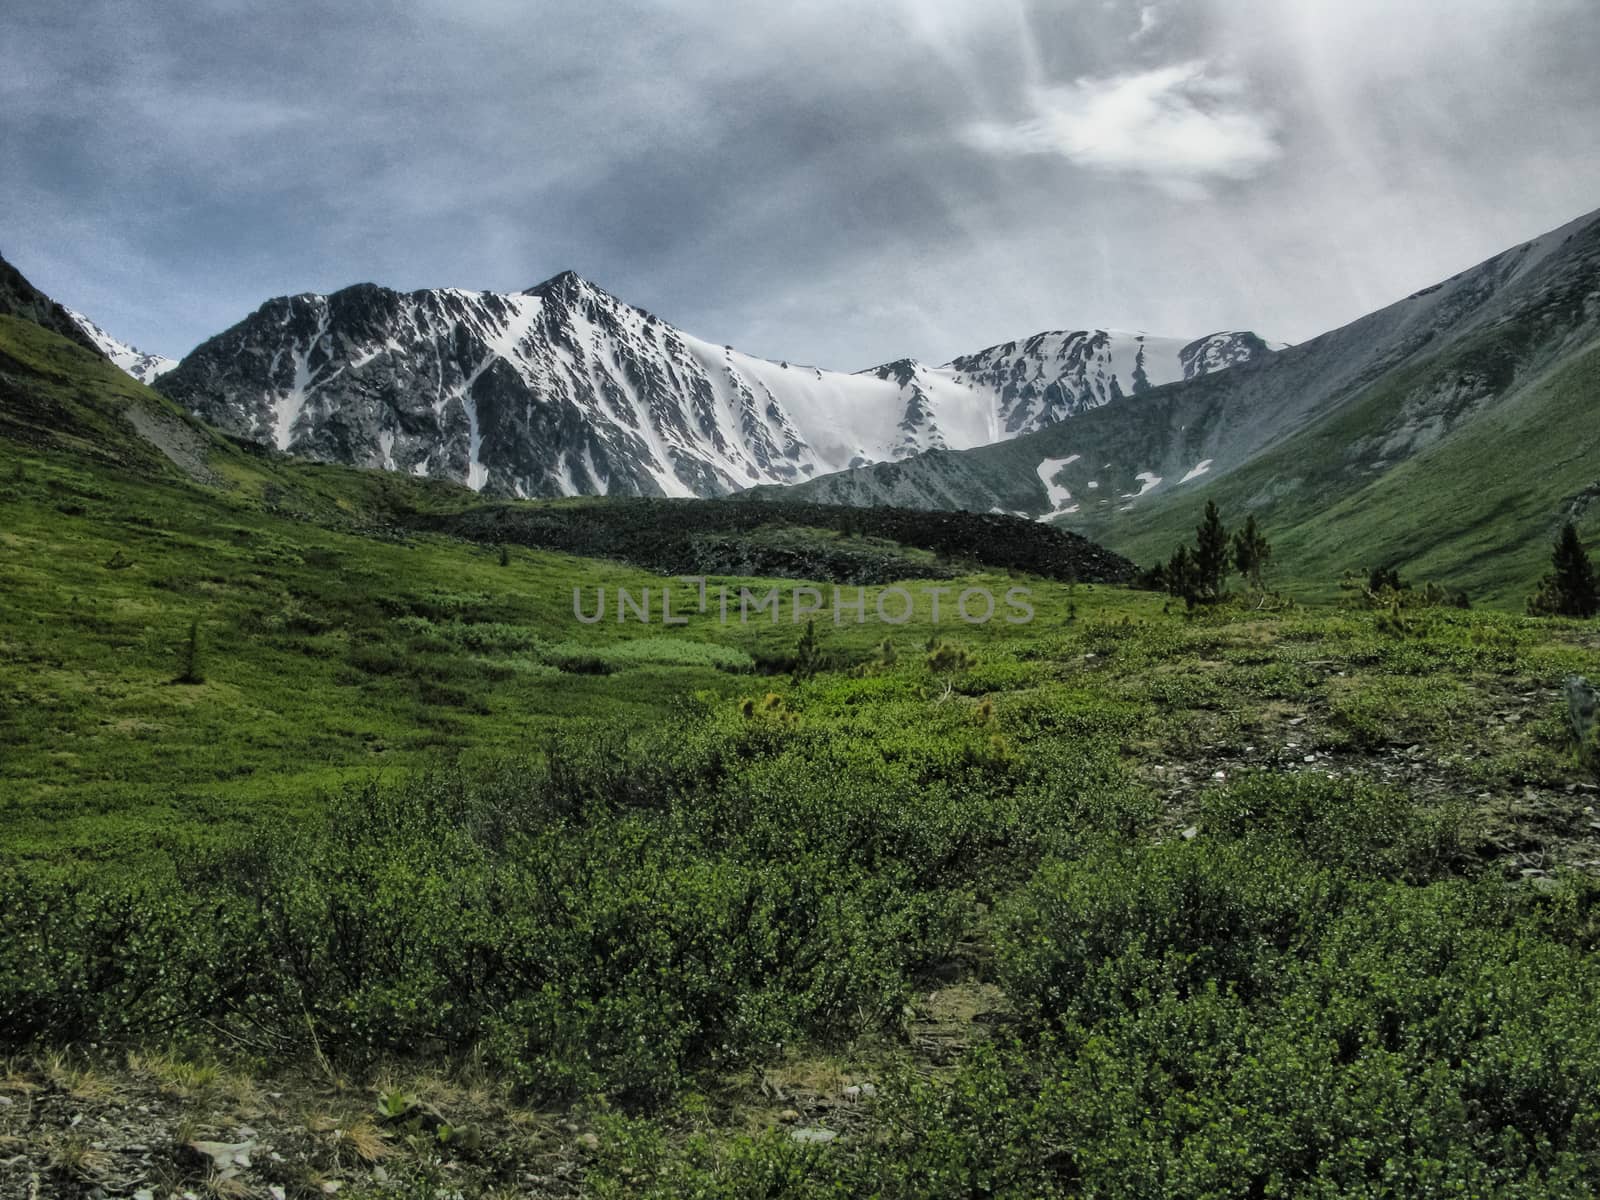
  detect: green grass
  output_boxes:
[0,429,1141,863]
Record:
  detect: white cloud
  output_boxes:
[964,61,1280,196]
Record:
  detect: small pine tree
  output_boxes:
[792,618,822,682]
[1165,544,1201,608]
[177,618,204,684]
[1231,514,1272,590]
[926,640,974,673]
[1529,522,1599,617]
[498,544,510,567]
[1193,500,1231,601]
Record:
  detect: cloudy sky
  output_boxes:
[4,0,1599,369]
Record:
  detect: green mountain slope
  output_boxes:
[765,206,1600,605]
[1111,331,1600,603]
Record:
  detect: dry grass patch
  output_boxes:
[327,1116,391,1166]
[45,1132,111,1182]
[38,1051,119,1103]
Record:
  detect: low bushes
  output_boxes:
[585,775,1600,1197]
[0,700,1084,1103]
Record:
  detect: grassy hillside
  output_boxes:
[2,429,1104,865]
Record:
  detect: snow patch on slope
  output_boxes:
[65,308,178,385]
[1122,471,1163,498]
[1037,455,1081,509]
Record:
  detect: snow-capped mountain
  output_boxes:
[154,271,1275,499]
[66,309,178,385]
[942,329,1281,436]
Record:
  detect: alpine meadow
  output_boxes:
[4,2,1600,1197]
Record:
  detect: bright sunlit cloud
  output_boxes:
[964,61,1281,196]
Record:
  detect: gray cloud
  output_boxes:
[3,0,1599,370]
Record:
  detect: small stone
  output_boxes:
[269,1189,287,1200]
[789,1127,838,1144]
[1566,676,1597,748]
[133,1191,155,1200]
[321,1183,342,1196]
[858,1083,877,1097]
[1181,825,1199,840]
[0,1096,12,1107]
[1212,770,1225,780]
[188,1140,255,1171]
[577,1132,601,1152]
[1303,754,1317,763]
[777,1109,801,1124]
[842,1086,861,1101]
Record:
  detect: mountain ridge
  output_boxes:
[148,268,1273,499]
